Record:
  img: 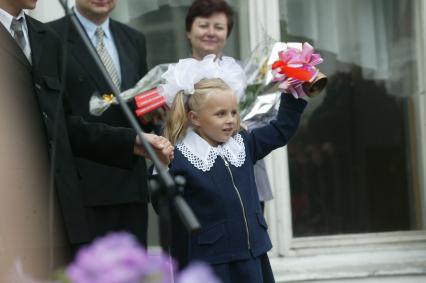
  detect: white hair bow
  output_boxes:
[159,54,246,107]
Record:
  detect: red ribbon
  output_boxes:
[271,61,312,82]
[134,87,166,117]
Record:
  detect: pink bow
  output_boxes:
[272,42,323,98]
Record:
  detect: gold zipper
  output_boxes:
[221,156,251,250]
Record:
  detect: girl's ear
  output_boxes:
[188,110,200,126]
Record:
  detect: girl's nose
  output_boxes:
[226,114,235,123]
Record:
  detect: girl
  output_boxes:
[160,55,307,283]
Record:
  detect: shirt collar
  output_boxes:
[74,7,111,40]
[177,128,246,171]
[0,9,27,33]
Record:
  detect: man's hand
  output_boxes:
[134,133,174,165]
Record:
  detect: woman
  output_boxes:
[185,0,234,60]
[185,0,274,211]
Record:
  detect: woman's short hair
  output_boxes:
[185,0,234,38]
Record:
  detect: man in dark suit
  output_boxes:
[0,0,172,249]
[48,0,153,247]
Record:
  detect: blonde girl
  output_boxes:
[159,54,307,283]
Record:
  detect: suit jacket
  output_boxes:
[48,17,150,206]
[0,15,137,244]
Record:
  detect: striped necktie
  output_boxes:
[95,27,121,89]
[10,18,26,53]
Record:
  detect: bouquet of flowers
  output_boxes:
[240,40,327,126]
[89,64,170,118]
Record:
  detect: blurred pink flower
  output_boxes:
[177,262,221,283]
[66,232,221,283]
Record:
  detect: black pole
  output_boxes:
[56,0,200,251]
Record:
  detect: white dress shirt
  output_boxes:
[74,8,122,82]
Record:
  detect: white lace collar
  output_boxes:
[176,129,246,172]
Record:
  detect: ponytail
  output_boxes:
[163,91,188,145]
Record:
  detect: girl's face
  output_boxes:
[187,13,228,60]
[189,89,238,147]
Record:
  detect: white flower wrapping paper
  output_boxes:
[89,63,169,116]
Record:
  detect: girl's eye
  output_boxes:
[216,111,225,117]
[215,26,225,30]
[231,110,238,117]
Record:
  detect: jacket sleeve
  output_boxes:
[67,115,136,168]
[246,94,307,161]
[64,94,137,169]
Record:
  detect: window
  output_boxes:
[280,0,424,237]
[261,0,426,280]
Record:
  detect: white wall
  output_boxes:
[29,0,74,22]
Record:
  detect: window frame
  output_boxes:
[414,0,426,229]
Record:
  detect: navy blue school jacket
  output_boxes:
[168,94,307,267]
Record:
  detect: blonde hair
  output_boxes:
[163,78,241,145]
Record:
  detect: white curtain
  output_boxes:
[280,0,417,96]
